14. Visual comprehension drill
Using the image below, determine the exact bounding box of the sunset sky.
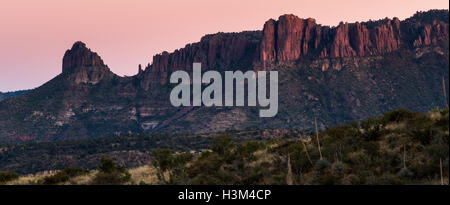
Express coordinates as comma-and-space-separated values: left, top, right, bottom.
0, 0, 448, 92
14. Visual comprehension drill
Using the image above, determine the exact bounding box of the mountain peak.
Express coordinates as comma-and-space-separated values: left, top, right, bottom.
71, 41, 87, 50
61, 41, 112, 84
62, 41, 107, 73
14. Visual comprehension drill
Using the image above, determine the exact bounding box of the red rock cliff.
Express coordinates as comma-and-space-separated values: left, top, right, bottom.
139, 32, 261, 88
138, 10, 448, 85
256, 11, 448, 70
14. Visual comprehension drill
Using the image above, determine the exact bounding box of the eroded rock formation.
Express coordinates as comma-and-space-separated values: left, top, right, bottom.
62, 41, 112, 84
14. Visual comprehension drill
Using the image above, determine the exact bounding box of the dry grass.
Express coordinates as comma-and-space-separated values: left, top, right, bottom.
5, 165, 161, 185
127, 165, 160, 185
249, 149, 274, 168
5, 174, 45, 185
63, 171, 97, 185
384, 122, 406, 130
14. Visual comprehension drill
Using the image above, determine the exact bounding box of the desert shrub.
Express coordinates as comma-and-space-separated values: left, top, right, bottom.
151, 149, 176, 174
325, 124, 360, 140
361, 141, 380, 156
91, 156, 131, 185
405, 114, 434, 145
331, 162, 347, 175
315, 159, 331, 171
42, 167, 89, 185
0, 171, 19, 183
397, 168, 414, 179
317, 174, 340, 185
187, 152, 222, 178
236, 141, 265, 161
211, 134, 235, 156
190, 173, 224, 185
360, 117, 382, 141
289, 143, 312, 174
92, 171, 130, 185
151, 149, 193, 184
381, 109, 416, 125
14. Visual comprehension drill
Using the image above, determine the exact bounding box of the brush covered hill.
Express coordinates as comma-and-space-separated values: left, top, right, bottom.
0, 10, 448, 143
1, 108, 448, 185
0, 90, 29, 102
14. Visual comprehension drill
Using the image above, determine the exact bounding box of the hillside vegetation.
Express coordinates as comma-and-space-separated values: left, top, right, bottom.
1, 108, 448, 185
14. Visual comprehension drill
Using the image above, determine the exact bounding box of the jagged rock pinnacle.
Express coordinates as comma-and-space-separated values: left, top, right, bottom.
62, 41, 107, 73
61, 41, 111, 84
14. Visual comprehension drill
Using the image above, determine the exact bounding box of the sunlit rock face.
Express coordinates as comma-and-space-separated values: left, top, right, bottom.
256, 11, 448, 70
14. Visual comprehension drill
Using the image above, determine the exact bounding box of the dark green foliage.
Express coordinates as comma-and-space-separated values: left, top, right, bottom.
2, 108, 449, 185
360, 117, 382, 141
397, 168, 414, 179
381, 109, 416, 125
99, 156, 123, 174
151, 108, 449, 185
315, 160, 331, 171
91, 156, 131, 185
42, 167, 89, 185
0, 171, 19, 183
151, 149, 193, 184
211, 134, 235, 156
0, 131, 263, 175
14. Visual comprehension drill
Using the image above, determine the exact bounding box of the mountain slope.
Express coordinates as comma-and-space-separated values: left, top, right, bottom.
0, 10, 448, 143
0, 90, 30, 102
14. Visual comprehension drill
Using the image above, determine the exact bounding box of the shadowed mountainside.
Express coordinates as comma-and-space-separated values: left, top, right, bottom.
0, 10, 448, 143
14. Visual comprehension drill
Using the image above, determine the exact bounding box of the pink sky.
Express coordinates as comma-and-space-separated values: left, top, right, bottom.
0, 0, 448, 92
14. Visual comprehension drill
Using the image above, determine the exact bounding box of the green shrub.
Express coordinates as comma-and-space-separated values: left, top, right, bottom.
0, 171, 19, 183
42, 167, 89, 185
211, 134, 235, 156
331, 162, 347, 175
315, 159, 331, 171
397, 168, 414, 179
360, 117, 382, 141
318, 174, 340, 185
91, 172, 131, 185
151, 149, 193, 184
91, 156, 131, 185
381, 109, 416, 125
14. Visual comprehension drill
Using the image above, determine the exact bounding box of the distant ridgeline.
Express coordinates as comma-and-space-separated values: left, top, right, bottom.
0, 9, 448, 143
0, 90, 30, 102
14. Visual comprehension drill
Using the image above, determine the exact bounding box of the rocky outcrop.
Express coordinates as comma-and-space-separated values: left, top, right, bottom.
62, 41, 107, 72
275, 15, 315, 61
139, 32, 261, 87
257, 11, 448, 70
136, 10, 448, 77
400, 10, 449, 48
62, 41, 112, 84
256, 15, 405, 69
412, 20, 448, 47
0, 10, 448, 144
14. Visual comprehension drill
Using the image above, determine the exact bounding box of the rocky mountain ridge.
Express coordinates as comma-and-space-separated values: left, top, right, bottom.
141, 10, 448, 85
0, 10, 448, 143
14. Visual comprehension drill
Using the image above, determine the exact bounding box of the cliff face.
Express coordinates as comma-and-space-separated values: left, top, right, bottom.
137, 10, 448, 78
256, 11, 448, 69
0, 10, 448, 143
62, 41, 113, 84
139, 32, 261, 88
412, 20, 448, 47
